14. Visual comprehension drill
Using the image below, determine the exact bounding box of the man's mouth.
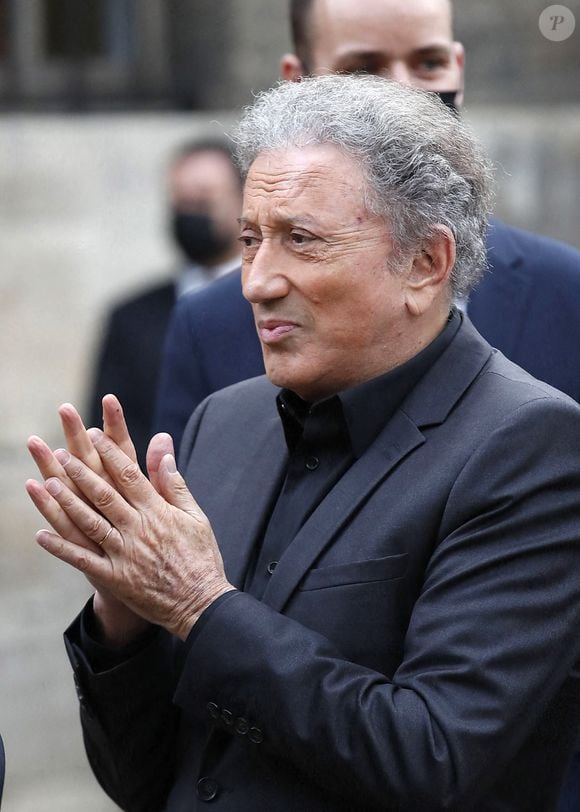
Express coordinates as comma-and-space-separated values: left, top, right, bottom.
258, 320, 298, 344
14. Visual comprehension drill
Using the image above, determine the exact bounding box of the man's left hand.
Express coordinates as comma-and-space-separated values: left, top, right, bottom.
27, 428, 234, 640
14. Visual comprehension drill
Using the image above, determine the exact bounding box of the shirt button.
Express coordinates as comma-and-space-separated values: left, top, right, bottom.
197, 777, 219, 801
221, 708, 234, 726
305, 456, 320, 471
234, 717, 249, 735
207, 701, 220, 720
266, 560, 278, 575
248, 726, 264, 744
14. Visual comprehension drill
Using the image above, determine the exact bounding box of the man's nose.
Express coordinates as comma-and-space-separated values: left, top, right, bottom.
242, 240, 290, 304
387, 62, 414, 87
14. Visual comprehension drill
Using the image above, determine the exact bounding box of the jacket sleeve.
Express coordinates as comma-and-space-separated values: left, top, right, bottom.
170, 397, 580, 810
64, 613, 183, 812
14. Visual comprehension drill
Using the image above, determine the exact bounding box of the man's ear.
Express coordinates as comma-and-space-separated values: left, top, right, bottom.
453, 41, 465, 108
280, 53, 306, 82
404, 227, 455, 316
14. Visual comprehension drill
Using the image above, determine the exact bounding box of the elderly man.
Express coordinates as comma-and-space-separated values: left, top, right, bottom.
154, 0, 580, 452
28, 76, 580, 811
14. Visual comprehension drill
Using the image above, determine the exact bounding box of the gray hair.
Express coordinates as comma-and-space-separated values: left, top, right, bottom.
232, 74, 494, 298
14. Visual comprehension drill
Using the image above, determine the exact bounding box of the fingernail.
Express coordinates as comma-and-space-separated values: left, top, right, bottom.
36, 530, 50, 547
54, 448, 71, 465
164, 454, 177, 474
87, 427, 103, 444
45, 478, 62, 496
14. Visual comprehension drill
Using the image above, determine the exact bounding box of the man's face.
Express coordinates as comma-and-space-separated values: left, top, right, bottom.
240, 145, 416, 402
169, 150, 242, 243
288, 0, 463, 95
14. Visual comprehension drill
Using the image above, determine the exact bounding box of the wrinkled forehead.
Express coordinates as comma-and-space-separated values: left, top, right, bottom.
244, 145, 365, 196
242, 145, 373, 224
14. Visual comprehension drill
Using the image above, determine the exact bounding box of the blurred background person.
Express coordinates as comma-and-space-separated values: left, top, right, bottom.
87, 139, 242, 467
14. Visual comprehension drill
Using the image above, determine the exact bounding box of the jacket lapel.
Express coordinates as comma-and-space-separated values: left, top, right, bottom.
261, 316, 493, 613
215, 414, 288, 589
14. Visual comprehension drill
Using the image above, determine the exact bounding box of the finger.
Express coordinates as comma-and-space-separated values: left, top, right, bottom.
59, 403, 104, 473
36, 528, 112, 581
27, 435, 80, 496
25, 478, 102, 554
42, 473, 125, 554
102, 395, 138, 463
158, 454, 201, 517
52, 448, 137, 532
146, 433, 175, 492
87, 428, 160, 510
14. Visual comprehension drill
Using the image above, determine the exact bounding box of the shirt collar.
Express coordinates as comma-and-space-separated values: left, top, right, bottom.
177, 256, 241, 298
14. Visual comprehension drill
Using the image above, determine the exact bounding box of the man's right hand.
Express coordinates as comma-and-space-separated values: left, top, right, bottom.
26, 395, 175, 648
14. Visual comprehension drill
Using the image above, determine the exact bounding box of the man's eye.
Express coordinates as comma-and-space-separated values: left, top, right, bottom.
239, 235, 259, 247
290, 232, 313, 245
417, 57, 447, 73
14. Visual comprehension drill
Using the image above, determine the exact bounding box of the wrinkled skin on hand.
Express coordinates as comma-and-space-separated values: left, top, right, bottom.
26, 396, 233, 644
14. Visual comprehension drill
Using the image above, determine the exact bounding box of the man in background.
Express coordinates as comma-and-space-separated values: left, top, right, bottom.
154, 0, 580, 452
88, 139, 242, 466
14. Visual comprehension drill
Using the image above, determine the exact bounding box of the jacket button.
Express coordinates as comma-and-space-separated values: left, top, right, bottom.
207, 702, 220, 720
266, 560, 278, 575
221, 708, 234, 726
305, 456, 320, 471
248, 726, 264, 744
197, 777, 219, 802
234, 717, 249, 735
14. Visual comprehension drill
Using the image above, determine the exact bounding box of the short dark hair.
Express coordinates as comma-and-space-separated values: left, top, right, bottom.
289, 0, 315, 70
171, 138, 242, 188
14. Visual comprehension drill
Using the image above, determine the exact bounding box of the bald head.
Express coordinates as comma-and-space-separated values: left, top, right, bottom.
284, 0, 463, 97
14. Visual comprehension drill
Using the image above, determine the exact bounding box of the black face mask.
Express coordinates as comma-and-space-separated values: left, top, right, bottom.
433, 90, 460, 113
171, 211, 230, 265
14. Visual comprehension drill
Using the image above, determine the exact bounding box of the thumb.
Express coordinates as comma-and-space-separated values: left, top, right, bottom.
158, 453, 200, 516
146, 433, 176, 492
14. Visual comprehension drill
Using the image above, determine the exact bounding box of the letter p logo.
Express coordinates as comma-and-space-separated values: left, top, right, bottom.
539, 5, 576, 40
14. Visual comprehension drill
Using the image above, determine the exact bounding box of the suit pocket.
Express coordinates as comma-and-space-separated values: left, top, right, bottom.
299, 553, 408, 592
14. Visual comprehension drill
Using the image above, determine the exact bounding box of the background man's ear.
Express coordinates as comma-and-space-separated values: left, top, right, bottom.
453, 42, 466, 107
280, 53, 306, 82
404, 227, 456, 316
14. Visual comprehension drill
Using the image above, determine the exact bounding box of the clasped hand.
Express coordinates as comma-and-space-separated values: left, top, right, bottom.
26, 396, 233, 643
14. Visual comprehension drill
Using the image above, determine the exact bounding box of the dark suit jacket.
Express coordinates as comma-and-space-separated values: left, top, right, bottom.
88, 280, 176, 469
66, 318, 580, 811
153, 220, 580, 452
